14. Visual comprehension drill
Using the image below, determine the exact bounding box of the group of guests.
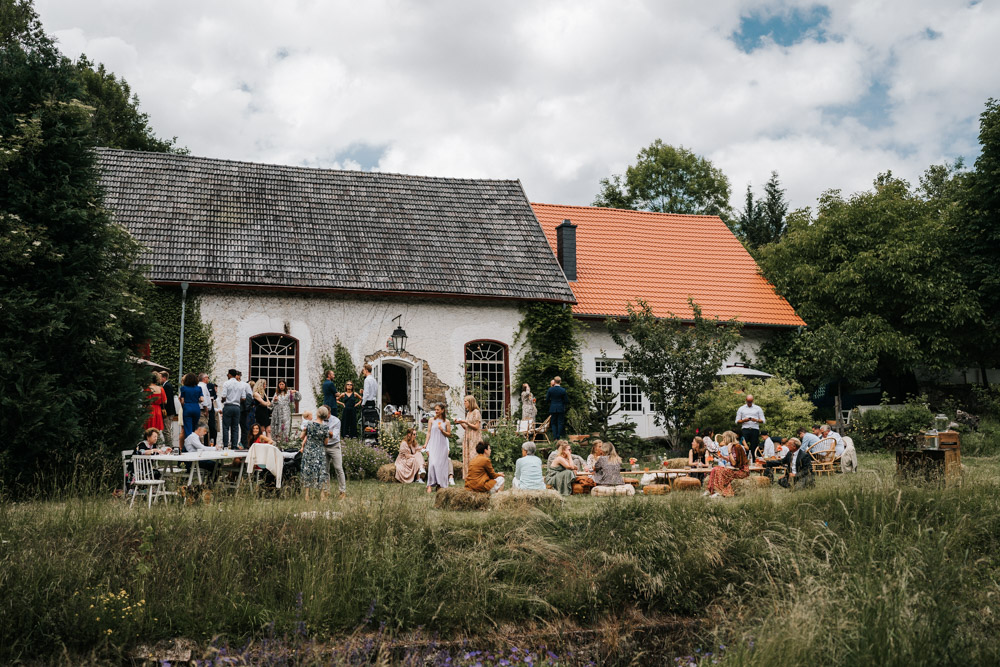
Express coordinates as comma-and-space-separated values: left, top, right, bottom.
320, 365, 379, 439
518, 377, 570, 440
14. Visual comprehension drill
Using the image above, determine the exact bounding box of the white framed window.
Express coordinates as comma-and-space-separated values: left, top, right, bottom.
249, 334, 298, 398
464, 340, 508, 421
619, 378, 643, 413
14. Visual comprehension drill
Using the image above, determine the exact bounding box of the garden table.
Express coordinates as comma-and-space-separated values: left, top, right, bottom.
139, 450, 296, 486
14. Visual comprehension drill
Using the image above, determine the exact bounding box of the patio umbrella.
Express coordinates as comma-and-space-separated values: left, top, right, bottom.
717, 364, 773, 378
132, 357, 169, 372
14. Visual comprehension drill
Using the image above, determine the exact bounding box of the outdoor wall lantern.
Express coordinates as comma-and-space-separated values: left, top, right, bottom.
390, 314, 408, 354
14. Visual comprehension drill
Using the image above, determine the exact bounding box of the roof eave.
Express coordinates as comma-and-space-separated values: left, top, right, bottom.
571, 312, 804, 329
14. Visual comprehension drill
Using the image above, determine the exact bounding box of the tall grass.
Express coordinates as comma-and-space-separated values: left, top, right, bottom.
1, 454, 999, 664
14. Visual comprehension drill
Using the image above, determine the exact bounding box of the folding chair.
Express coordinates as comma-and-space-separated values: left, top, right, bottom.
130, 457, 168, 508
531, 416, 551, 443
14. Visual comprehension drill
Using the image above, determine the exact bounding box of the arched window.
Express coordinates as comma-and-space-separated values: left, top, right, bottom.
464, 340, 508, 421
249, 334, 299, 397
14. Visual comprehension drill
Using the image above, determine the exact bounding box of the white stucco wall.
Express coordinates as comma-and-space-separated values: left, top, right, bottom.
197, 289, 526, 421
574, 320, 780, 438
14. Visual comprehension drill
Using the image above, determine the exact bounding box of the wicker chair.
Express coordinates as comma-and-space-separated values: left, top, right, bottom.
809, 438, 837, 476
530, 416, 551, 443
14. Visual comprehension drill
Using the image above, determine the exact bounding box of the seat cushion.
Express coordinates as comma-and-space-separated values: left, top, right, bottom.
672, 476, 702, 491
643, 484, 670, 495
592, 484, 636, 497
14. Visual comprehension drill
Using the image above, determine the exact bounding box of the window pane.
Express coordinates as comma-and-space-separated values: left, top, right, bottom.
464, 341, 507, 421
250, 334, 298, 398
619, 378, 642, 413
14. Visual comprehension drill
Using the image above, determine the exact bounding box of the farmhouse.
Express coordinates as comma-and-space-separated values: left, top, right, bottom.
533, 203, 805, 438
96, 148, 575, 421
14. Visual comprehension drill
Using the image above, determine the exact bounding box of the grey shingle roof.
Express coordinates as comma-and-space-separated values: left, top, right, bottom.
95, 148, 574, 303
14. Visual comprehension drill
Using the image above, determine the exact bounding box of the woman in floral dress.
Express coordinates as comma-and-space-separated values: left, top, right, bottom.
270, 380, 301, 441
299, 405, 331, 500
455, 395, 482, 481
706, 438, 749, 497
520, 383, 536, 424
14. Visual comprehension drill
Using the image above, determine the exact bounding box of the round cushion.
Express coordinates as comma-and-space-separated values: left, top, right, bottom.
643, 484, 670, 495
672, 476, 702, 491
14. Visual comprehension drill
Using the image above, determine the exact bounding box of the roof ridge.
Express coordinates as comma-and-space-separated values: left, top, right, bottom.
94, 147, 523, 186
530, 201, 722, 219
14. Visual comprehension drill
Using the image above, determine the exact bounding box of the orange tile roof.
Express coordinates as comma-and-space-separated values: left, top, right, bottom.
532, 203, 805, 327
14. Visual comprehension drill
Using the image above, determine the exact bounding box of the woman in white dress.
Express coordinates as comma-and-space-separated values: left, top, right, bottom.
424, 403, 452, 493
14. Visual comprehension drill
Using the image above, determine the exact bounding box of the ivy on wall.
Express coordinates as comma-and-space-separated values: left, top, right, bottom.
145, 285, 215, 379
513, 302, 590, 421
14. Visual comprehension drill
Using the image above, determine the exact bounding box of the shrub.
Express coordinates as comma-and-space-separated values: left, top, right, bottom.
340, 438, 392, 480
377, 418, 412, 460
692, 376, 815, 438
482, 418, 524, 472
848, 395, 934, 450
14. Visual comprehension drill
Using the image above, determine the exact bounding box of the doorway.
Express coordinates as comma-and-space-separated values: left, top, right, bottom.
381, 363, 409, 411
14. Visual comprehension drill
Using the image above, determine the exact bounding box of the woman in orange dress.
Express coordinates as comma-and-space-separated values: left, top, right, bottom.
706, 437, 749, 497
455, 395, 482, 481
143, 372, 165, 431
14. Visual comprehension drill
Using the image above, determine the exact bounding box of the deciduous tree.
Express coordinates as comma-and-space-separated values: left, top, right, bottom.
607, 299, 742, 445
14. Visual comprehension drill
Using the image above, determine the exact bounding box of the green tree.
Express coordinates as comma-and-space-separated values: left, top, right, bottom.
692, 376, 815, 438
756, 173, 980, 398
956, 99, 1000, 380
607, 299, 742, 445
734, 171, 788, 250
0, 0, 152, 492
594, 140, 734, 221
72, 55, 186, 153
735, 183, 764, 245
145, 286, 214, 379
513, 303, 589, 419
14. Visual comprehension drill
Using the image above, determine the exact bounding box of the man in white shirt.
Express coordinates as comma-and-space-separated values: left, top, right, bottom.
820, 424, 846, 457
323, 409, 347, 499
219, 369, 244, 449
362, 363, 378, 407
735, 394, 766, 454
761, 431, 776, 458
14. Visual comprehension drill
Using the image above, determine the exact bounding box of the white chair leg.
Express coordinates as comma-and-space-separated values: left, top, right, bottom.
147, 486, 153, 509
129, 487, 137, 508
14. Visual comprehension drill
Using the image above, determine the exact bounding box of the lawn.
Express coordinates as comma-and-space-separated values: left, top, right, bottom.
2, 452, 1000, 665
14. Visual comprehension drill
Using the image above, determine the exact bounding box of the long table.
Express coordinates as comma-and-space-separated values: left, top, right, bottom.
575, 465, 783, 484
138, 450, 297, 486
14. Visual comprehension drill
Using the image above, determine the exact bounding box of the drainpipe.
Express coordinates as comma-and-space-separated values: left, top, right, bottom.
178, 282, 189, 377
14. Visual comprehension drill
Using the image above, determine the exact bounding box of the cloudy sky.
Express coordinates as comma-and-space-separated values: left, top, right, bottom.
35, 0, 1000, 212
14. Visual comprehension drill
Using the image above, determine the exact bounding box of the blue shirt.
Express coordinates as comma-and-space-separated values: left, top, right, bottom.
514, 455, 545, 490
801, 432, 820, 451
179, 385, 203, 412
322, 379, 339, 416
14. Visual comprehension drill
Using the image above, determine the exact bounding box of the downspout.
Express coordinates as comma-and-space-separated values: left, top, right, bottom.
178, 282, 189, 377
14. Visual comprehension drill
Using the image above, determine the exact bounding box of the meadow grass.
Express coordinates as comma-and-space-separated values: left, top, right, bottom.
2, 453, 999, 665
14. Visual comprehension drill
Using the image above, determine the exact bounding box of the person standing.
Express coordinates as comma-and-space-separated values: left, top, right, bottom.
546, 376, 569, 439
339, 380, 361, 438
735, 393, 765, 456
361, 363, 378, 410
424, 403, 452, 493
271, 380, 301, 441
143, 372, 165, 432
520, 383, 536, 425
220, 369, 244, 449
204, 374, 219, 447
324, 405, 346, 499
321, 369, 339, 419
160, 371, 177, 449
253, 378, 273, 437
299, 408, 331, 501
238, 373, 253, 446
178, 373, 203, 437
455, 395, 482, 481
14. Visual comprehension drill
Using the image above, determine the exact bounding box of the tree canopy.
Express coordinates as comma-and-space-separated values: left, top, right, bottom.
607, 299, 742, 444
594, 140, 734, 221
734, 171, 788, 251
0, 0, 153, 492
756, 172, 980, 397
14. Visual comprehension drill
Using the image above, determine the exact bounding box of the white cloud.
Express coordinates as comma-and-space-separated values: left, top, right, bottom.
36, 0, 1000, 211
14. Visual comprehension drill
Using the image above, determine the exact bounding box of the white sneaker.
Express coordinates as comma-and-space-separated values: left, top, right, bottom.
448, 477, 455, 486
710, 493, 722, 498
701, 491, 710, 497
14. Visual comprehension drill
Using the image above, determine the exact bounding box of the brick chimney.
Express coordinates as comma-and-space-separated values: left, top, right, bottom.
556, 218, 578, 281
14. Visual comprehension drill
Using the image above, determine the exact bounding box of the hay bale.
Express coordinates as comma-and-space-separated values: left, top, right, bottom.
491, 489, 563, 512
450, 459, 463, 479
665, 457, 689, 469
643, 484, 670, 495
592, 484, 635, 497
625, 477, 641, 487
672, 476, 702, 491
376, 463, 398, 483
433, 487, 490, 511
733, 475, 771, 496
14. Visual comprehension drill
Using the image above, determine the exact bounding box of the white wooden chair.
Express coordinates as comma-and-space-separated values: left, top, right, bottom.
121, 450, 133, 494
130, 456, 167, 508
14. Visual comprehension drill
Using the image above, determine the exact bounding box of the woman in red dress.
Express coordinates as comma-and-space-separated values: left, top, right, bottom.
706, 438, 749, 497
143, 372, 166, 431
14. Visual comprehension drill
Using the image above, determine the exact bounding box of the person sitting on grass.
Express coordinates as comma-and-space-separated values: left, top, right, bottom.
514, 441, 545, 490
465, 441, 504, 494
704, 436, 749, 498
762, 437, 814, 488
545, 440, 578, 496
395, 428, 425, 484
591, 441, 625, 487
585, 440, 604, 471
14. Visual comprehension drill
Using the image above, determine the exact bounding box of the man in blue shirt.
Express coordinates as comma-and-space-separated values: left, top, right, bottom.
322, 370, 339, 418
799, 425, 821, 453
546, 376, 569, 439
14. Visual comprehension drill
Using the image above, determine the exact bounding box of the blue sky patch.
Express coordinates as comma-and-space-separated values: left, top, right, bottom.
732, 5, 831, 52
